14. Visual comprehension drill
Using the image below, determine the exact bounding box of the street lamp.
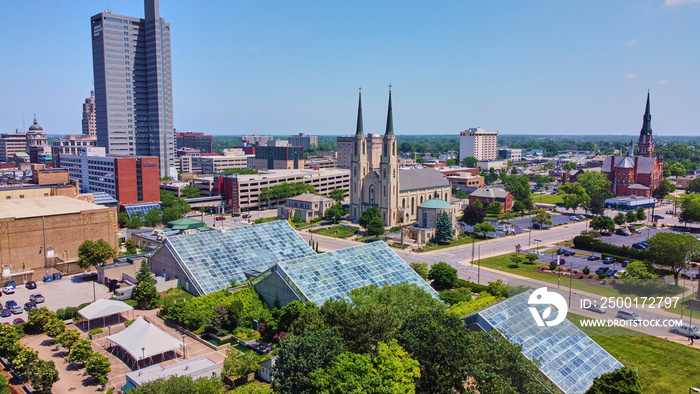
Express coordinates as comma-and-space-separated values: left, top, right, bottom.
534, 239, 542, 255
142, 347, 145, 368
182, 334, 186, 359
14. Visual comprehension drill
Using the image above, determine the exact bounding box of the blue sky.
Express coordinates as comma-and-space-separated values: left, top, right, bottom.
1, 0, 698, 136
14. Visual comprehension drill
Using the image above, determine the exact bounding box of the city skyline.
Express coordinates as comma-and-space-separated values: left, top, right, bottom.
1, 1, 699, 136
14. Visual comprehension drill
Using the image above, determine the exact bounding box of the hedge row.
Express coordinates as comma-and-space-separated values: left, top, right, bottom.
573, 235, 648, 260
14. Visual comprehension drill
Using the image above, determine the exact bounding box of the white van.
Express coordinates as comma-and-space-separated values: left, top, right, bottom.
671, 324, 700, 339
114, 285, 135, 300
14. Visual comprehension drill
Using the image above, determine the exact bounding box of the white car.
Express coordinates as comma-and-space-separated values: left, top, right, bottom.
2, 286, 15, 294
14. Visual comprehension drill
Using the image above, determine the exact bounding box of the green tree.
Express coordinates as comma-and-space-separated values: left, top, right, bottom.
503, 174, 531, 202
563, 162, 577, 171
409, 262, 430, 280
474, 222, 496, 238
133, 261, 160, 309
680, 193, 700, 225
125, 238, 138, 255
324, 203, 344, 223
428, 262, 457, 289
0, 375, 9, 394
117, 211, 131, 228
687, 178, 700, 194
66, 338, 94, 365
439, 289, 472, 305
512, 200, 526, 215
328, 188, 346, 204
291, 211, 303, 224
667, 162, 686, 177
222, 346, 261, 378
585, 366, 642, 394
160, 191, 191, 217
635, 206, 647, 222
509, 254, 522, 268
590, 215, 615, 233
86, 353, 111, 385
272, 328, 346, 394
162, 206, 182, 223
647, 232, 700, 285
55, 329, 81, 351
487, 201, 503, 215
319, 299, 399, 354
12, 344, 38, 378
461, 156, 478, 167
577, 172, 612, 214
132, 376, 226, 394
181, 184, 201, 198
625, 210, 637, 224
347, 282, 446, 326
532, 209, 553, 227
358, 206, 385, 236
144, 208, 163, 227
0, 325, 20, 358
625, 261, 657, 279
434, 211, 454, 243
26, 307, 57, 334
614, 212, 627, 227
653, 178, 676, 199
310, 340, 420, 394
44, 317, 66, 339
77, 239, 117, 270
129, 212, 145, 228
461, 204, 486, 226
30, 359, 59, 394
524, 254, 539, 265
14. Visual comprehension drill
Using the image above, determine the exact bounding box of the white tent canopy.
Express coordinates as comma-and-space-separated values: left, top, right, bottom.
79, 298, 134, 321
107, 317, 185, 368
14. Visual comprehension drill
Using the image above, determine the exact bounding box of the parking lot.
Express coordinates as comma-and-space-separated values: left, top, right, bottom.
0, 273, 111, 325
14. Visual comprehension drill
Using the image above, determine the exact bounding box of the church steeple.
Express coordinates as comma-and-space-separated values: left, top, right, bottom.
640, 90, 652, 136
637, 91, 654, 157
384, 84, 394, 136
355, 87, 364, 136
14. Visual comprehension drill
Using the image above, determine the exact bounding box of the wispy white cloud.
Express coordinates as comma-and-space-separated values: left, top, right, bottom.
625, 73, 639, 79
658, 79, 668, 85
664, 0, 700, 6
625, 37, 639, 46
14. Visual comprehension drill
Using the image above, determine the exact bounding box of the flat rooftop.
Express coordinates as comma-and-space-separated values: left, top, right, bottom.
0, 196, 112, 220
126, 356, 219, 386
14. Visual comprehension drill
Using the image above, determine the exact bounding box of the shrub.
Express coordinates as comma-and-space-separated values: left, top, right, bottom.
549, 261, 558, 271
88, 328, 103, 336
573, 235, 647, 260
597, 272, 606, 279
579, 275, 584, 279
582, 266, 591, 275
449, 294, 504, 317
124, 319, 135, 327
439, 290, 472, 306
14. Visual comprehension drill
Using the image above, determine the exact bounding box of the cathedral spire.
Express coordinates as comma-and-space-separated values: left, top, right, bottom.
385, 84, 394, 136
355, 87, 364, 136
640, 90, 652, 136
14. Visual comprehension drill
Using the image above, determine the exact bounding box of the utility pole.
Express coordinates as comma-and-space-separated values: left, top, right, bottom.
477, 244, 481, 284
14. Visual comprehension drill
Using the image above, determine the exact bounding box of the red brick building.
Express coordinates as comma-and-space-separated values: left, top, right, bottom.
602, 93, 663, 197
468, 187, 513, 213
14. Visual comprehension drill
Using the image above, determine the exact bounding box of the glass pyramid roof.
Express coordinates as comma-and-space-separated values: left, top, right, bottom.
472, 290, 622, 394
165, 220, 315, 295
270, 241, 439, 305
125, 203, 161, 219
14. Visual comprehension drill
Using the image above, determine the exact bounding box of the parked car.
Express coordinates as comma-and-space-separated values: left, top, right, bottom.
2, 286, 15, 295
602, 257, 616, 264
652, 214, 665, 220
52, 272, 62, 281
570, 216, 582, 222
617, 310, 641, 320
605, 270, 617, 277
621, 260, 632, 268
533, 222, 550, 230
242, 214, 251, 219
615, 229, 630, 236
587, 255, 601, 261
29, 294, 45, 303
25, 281, 37, 290
558, 258, 566, 265
215, 216, 226, 221
632, 243, 647, 250
0, 309, 10, 318
586, 304, 606, 314
42, 275, 53, 282
10, 305, 22, 315
639, 241, 649, 248
23, 302, 36, 311
595, 267, 609, 275
231, 213, 241, 217
671, 324, 700, 339
4, 300, 17, 309
12, 318, 25, 325
666, 209, 674, 214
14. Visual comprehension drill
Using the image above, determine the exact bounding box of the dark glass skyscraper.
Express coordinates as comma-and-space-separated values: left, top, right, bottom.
90, 0, 175, 176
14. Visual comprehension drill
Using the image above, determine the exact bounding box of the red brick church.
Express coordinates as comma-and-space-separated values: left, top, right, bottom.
601, 93, 663, 197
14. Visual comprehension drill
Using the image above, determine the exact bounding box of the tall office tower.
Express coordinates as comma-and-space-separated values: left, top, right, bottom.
90, 0, 175, 177
81, 90, 97, 136
459, 127, 498, 161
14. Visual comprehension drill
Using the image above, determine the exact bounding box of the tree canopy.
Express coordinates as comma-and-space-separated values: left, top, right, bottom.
358, 206, 385, 236
428, 262, 457, 290
434, 211, 454, 243
461, 156, 478, 168
647, 232, 700, 285
328, 188, 346, 203
77, 239, 117, 270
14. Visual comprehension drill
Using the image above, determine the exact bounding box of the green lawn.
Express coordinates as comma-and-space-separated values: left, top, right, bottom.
663, 293, 696, 316
421, 234, 482, 252
315, 225, 358, 238
253, 216, 280, 224
569, 312, 700, 392
534, 194, 563, 204
477, 253, 667, 298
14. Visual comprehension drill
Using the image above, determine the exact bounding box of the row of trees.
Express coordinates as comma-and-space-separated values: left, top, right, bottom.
259, 183, 317, 208
116, 191, 191, 229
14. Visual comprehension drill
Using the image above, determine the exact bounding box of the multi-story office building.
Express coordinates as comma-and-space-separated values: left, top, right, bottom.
337, 133, 383, 169
82, 90, 97, 136
266, 139, 289, 147
57, 147, 160, 206
51, 134, 98, 167
253, 146, 304, 170
194, 155, 253, 174
91, 0, 175, 177
459, 127, 498, 160
176, 132, 213, 154
236, 135, 273, 147
0, 133, 27, 163
216, 169, 350, 212
498, 148, 523, 162
288, 133, 318, 150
